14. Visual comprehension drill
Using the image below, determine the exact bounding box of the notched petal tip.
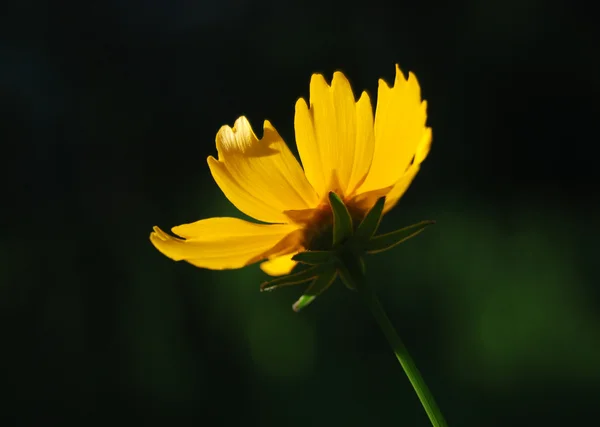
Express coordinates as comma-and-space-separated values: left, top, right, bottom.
262, 119, 276, 133
377, 77, 391, 91
407, 70, 417, 82
310, 72, 330, 87
209, 111, 319, 222
394, 63, 407, 80
149, 226, 185, 261
391, 65, 422, 96
215, 116, 258, 156
150, 219, 301, 271
151, 225, 181, 242
150, 225, 167, 240
215, 116, 290, 159
232, 116, 250, 130
393, 65, 419, 86
357, 63, 429, 196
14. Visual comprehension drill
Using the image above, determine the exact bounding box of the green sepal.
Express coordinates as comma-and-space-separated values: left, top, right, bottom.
328, 191, 353, 247
355, 196, 385, 240
366, 220, 436, 254
336, 251, 366, 291
260, 265, 322, 292
292, 267, 337, 312
292, 250, 335, 265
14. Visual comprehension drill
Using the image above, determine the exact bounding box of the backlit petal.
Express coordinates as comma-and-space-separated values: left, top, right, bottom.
150, 218, 300, 270
382, 165, 420, 213
260, 252, 299, 276
208, 117, 319, 224
382, 127, 432, 212
358, 65, 430, 194
415, 126, 432, 165
295, 72, 373, 198
294, 98, 326, 197
348, 91, 375, 194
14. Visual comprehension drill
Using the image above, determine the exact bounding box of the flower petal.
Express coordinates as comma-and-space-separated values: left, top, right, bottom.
383, 126, 432, 212
294, 98, 326, 197
348, 91, 375, 194
382, 165, 420, 213
260, 252, 299, 276
358, 65, 430, 194
150, 218, 300, 270
208, 117, 319, 224
295, 72, 373, 198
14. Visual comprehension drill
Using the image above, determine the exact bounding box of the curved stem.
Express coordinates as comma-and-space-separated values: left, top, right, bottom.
360, 288, 448, 427
339, 257, 448, 427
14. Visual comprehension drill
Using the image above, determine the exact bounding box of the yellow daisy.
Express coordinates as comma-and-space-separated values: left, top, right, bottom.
150, 65, 431, 278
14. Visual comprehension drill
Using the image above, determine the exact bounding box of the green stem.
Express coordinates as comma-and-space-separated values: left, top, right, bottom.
340, 256, 448, 427
361, 289, 448, 427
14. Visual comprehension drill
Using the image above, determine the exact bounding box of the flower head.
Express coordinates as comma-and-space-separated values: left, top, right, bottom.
151, 65, 431, 290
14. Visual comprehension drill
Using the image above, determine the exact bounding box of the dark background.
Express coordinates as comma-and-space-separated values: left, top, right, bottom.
1, 0, 599, 425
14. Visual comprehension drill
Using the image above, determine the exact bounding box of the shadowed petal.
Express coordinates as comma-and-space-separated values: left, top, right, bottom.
208, 117, 319, 224
150, 218, 300, 270
383, 126, 432, 212
382, 165, 420, 213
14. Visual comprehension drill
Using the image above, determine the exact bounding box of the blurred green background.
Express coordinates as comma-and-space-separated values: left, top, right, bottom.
1, 0, 599, 425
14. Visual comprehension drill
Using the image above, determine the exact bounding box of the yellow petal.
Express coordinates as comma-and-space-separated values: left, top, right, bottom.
383, 125, 432, 213
260, 252, 299, 276
150, 218, 300, 270
358, 65, 430, 194
294, 98, 326, 197
382, 165, 420, 214
347, 185, 393, 214
208, 117, 319, 224
351, 129, 430, 214
349, 91, 375, 194
415, 126, 432, 165
295, 72, 373, 198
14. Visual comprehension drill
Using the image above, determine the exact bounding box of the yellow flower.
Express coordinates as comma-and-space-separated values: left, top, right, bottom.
150, 65, 431, 277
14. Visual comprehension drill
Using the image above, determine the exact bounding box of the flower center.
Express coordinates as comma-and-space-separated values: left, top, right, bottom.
301, 200, 366, 251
